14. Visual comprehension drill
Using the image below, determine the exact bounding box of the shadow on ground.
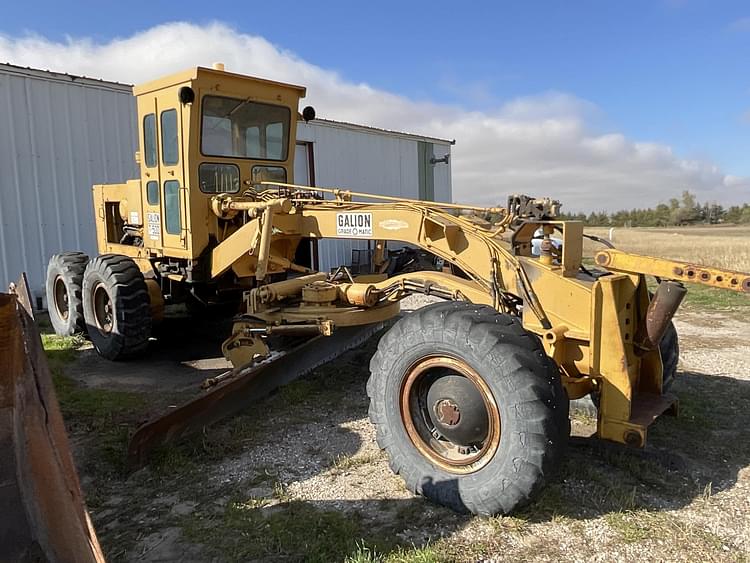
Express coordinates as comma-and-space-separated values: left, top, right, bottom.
69, 314, 233, 394
529, 370, 750, 522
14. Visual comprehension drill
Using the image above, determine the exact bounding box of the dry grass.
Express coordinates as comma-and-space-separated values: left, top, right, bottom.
584, 224, 750, 272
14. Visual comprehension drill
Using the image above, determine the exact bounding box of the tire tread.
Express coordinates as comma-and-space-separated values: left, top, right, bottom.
82, 254, 152, 360
46, 252, 89, 335
367, 301, 569, 516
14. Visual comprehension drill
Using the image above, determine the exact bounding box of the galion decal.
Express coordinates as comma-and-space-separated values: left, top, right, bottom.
336, 212, 373, 237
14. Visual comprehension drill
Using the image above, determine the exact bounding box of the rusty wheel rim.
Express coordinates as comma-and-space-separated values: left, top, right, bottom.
400, 355, 501, 474
53, 276, 69, 321
93, 283, 113, 334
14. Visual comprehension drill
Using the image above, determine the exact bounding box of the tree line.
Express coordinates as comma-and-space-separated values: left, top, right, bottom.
557, 190, 750, 227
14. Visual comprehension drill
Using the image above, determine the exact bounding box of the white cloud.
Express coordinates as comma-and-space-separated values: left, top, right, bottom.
728, 17, 750, 33
1, 21, 746, 211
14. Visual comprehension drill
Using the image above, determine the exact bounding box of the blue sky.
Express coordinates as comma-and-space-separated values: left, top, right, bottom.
1, 1, 748, 208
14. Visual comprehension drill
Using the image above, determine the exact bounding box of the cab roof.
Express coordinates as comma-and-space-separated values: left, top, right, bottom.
133, 66, 307, 97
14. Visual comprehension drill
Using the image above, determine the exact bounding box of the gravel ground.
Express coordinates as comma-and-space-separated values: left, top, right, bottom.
58, 300, 750, 562
673, 311, 750, 381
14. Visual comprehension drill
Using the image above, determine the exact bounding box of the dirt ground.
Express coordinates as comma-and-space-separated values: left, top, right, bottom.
50, 298, 750, 562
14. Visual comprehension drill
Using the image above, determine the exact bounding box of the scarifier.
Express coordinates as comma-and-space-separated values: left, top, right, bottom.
42, 64, 750, 515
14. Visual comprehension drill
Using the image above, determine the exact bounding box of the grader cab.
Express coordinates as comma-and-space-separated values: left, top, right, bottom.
41, 64, 750, 516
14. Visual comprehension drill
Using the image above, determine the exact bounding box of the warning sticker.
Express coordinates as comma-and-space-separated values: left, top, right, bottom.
147, 212, 161, 241
336, 212, 373, 237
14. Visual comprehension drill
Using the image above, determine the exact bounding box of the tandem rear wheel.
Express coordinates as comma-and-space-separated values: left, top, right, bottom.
82, 254, 152, 360
367, 301, 569, 516
46, 252, 89, 336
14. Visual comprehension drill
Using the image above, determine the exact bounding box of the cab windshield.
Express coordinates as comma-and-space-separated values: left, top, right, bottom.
201, 95, 290, 161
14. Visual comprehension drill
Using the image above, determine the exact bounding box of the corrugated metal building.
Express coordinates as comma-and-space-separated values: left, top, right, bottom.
0, 65, 138, 302
0, 63, 453, 303
296, 120, 452, 273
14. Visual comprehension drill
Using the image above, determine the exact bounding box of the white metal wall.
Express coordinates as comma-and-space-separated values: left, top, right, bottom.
0, 66, 452, 300
0, 65, 138, 301
297, 121, 452, 272
431, 143, 452, 203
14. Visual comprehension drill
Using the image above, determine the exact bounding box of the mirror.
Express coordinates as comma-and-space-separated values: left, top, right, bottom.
178, 86, 195, 105
302, 106, 316, 122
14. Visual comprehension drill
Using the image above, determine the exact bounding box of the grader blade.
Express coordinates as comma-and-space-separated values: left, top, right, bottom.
0, 289, 105, 563
8, 271, 34, 317
127, 322, 384, 467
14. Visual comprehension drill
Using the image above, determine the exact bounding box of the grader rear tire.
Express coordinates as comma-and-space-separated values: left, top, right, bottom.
660, 321, 679, 391
367, 301, 569, 515
82, 255, 152, 360
46, 252, 89, 336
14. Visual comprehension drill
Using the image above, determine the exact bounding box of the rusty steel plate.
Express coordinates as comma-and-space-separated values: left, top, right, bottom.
0, 291, 105, 562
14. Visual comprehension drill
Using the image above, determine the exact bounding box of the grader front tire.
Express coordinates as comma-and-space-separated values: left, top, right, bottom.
82, 255, 152, 360
660, 322, 679, 391
367, 301, 569, 516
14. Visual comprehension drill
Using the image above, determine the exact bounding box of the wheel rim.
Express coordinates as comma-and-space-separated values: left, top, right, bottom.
400, 355, 501, 474
53, 276, 69, 321
93, 283, 114, 334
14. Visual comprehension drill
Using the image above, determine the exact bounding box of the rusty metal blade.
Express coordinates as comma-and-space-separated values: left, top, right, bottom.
0, 291, 105, 562
127, 322, 384, 468
8, 271, 34, 318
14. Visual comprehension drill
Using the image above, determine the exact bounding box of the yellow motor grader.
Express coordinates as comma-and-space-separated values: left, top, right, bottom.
41, 64, 750, 516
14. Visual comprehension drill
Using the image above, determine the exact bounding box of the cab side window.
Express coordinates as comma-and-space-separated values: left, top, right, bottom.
161, 109, 179, 166
146, 180, 159, 205
143, 114, 157, 167
164, 180, 181, 234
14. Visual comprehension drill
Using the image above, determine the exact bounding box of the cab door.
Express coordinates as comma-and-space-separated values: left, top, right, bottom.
139, 98, 162, 250
155, 92, 187, 252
